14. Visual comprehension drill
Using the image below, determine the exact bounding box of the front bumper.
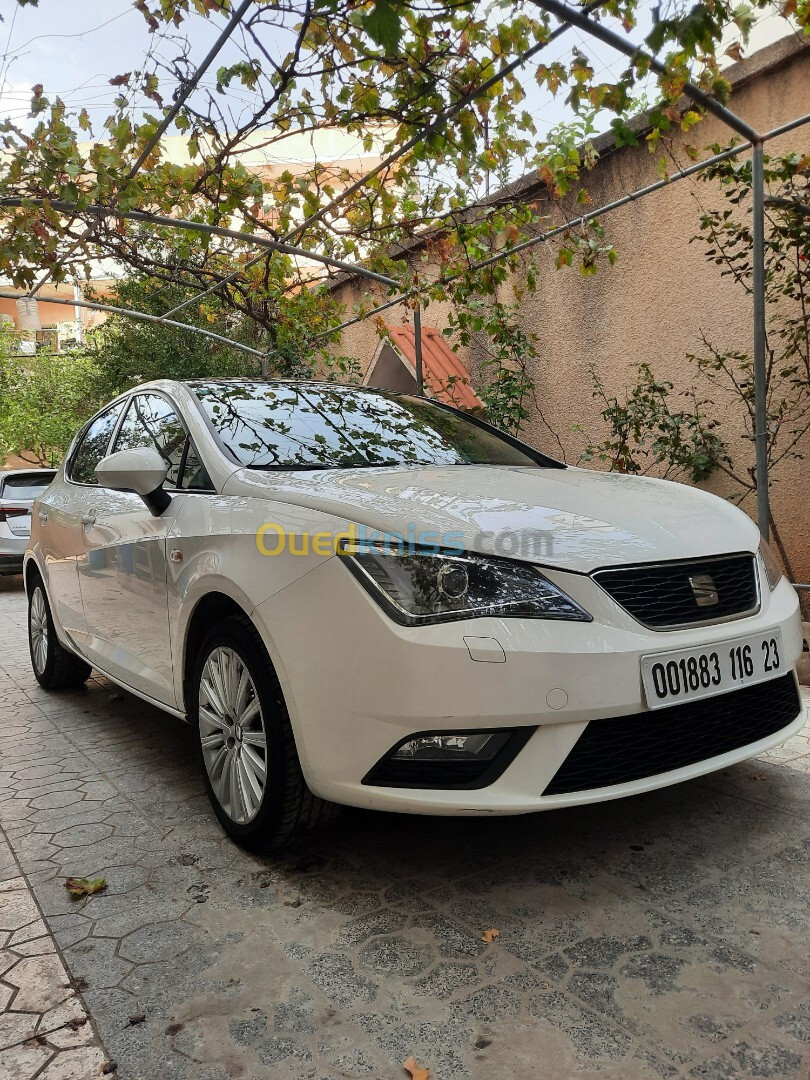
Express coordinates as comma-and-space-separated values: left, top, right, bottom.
255, 557, 804, 815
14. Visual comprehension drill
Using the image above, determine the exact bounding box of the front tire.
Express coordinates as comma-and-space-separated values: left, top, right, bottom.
28, 579, 91, 689
192, 615, 337, 851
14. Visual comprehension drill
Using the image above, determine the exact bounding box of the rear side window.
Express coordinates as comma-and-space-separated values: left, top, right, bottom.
113, 394, 187, 487
69, 402, 125, 485
1, 474, 55, 500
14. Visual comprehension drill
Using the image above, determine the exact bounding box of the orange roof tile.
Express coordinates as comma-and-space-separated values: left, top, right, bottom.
385, 324, 484, 412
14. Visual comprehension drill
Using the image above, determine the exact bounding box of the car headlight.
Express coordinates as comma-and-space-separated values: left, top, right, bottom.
338, 541, 592, 625
759, 538, 783, 591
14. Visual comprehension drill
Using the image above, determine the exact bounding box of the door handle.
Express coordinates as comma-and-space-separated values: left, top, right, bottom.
38, 511, 48, 524
81, 512, 96, 527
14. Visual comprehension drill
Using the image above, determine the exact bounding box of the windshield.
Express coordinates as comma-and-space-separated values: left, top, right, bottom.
192, 383, 550, 470
1, 474, 55, 500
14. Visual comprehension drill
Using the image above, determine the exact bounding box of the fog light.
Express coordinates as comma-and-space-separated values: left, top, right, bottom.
392, 732, 508, 761
363, 728, 536, 789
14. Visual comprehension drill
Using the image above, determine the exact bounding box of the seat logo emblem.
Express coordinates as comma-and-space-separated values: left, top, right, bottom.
689, 573, 719, 607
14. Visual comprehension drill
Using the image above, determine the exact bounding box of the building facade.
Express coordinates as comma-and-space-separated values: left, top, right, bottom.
326, 36, 810, 586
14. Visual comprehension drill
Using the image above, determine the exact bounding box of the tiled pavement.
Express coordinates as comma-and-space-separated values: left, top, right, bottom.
0, 576, 809, 1080
0, 828, 109, 1079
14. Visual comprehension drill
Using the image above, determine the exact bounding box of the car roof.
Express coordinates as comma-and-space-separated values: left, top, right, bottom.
183, 378, 387, 393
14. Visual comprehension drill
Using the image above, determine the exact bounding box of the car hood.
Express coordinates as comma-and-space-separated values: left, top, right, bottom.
222, 464, 758, 573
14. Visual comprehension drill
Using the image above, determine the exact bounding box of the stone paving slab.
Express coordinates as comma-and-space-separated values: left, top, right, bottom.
0, 827, 110, 1079
0, 576, 809, 1079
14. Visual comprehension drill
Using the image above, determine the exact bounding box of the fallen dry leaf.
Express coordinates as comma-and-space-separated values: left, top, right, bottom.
403, 1056, 430, 1080
481, 928, 501, 944
64, 876, 107, 899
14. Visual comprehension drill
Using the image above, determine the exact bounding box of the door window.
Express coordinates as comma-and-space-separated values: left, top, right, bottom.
113, 394, 187, 487
69, 402, 126, 485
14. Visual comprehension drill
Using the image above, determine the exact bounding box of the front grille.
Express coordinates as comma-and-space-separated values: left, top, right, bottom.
592, 554, 758, 629
543, 673, 801, 796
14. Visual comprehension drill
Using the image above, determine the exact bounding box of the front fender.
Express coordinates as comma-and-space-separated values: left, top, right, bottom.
167, 492, 351, 718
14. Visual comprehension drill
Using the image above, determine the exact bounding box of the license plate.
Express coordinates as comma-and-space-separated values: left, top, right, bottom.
641, 629, 784, 710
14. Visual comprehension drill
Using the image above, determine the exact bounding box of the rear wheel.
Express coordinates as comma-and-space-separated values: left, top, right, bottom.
28, 579, 91, 689
192, 615, 337, 850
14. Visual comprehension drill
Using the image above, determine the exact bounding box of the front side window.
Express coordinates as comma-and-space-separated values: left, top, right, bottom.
192, 382, 550, 470
113, 394, 187, 487
69, 402, 125, 485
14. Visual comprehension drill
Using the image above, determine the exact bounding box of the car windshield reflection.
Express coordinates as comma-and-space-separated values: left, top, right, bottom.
190, 381, 542, 470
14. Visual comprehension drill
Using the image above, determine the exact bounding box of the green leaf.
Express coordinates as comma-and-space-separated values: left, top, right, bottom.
360, 0, 401, 55
64, 876, 107, 899
610, 119, 639, 148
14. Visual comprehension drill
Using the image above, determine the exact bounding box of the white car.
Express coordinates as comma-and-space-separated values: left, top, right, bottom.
24, 380, 804, 849
0, 468, 57, 575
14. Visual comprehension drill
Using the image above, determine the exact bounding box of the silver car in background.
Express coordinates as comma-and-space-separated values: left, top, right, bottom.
0, 469, 57, 575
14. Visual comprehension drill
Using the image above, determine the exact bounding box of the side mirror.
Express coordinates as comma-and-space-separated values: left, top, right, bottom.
95, 447, 172, 516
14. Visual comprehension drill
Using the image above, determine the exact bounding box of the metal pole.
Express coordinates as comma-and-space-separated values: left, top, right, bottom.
530, 0, 760, 141
73, 282, 84, 344
127, 0, 254, 179
311, 290, 416, 342
310, 112, 810, 344
310, 141, 765, 344
157, 0, 611, 321
0, 198, 401, 290
763, 113, 810, 141
26, 0, 254, 299
413, 305, 424, 396
0, 289, 267, 360
752, 140, 770, 540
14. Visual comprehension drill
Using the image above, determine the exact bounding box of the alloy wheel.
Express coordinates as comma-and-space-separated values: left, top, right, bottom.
198, 646, 268, 824
29, 587, 49, 674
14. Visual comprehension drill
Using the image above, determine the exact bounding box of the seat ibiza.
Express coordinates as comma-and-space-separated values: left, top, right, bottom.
24, 380, 804, 849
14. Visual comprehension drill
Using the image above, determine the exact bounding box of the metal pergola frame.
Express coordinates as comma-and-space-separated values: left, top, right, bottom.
4, 0, 809, 541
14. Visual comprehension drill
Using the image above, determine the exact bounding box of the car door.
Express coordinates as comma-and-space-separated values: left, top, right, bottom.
36, 402, 126, 641
75, 392, 187, 707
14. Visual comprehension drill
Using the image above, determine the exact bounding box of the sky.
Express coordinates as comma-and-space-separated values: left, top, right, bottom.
0, 1, 666, 139
0, 1, 794, 158
0, 0, 256, 129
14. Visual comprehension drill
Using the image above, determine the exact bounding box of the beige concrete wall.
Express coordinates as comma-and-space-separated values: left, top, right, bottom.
328, 40, 810, 584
